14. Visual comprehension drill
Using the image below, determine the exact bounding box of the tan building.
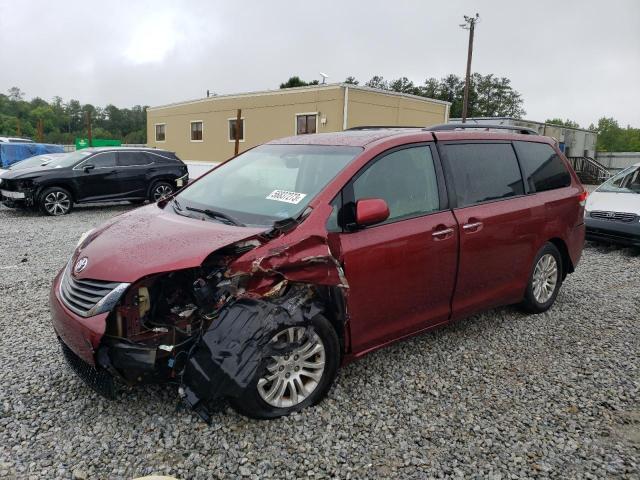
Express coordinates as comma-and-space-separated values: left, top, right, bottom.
146, 84, 450, 162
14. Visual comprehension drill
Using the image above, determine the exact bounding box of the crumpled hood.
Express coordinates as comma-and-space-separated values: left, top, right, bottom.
587, 191, 640, 215
74, 204, 266, 282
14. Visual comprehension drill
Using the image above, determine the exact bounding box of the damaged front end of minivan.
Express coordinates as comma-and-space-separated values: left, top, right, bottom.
57, 226, 348, 421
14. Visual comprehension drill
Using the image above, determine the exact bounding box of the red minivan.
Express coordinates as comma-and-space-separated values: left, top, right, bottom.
50, 125, 585, 420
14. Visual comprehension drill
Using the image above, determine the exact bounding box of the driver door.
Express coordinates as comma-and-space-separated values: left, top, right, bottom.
74, 152, 119, 201
335, 144, 458, 355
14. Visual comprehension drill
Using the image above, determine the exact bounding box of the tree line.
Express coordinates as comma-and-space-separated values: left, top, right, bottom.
0, 87, 147, 144
282, 75, 640, 152
281, 73, 526, 118
2, 80, 637, 152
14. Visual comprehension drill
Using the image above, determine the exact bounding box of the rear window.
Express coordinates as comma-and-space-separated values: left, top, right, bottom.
514, 141, 571, 192
443, 143, 524, 208
150, 152, 180, 164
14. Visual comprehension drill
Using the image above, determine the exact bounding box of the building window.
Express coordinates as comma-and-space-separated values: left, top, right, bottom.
296, 113, 317, 135
155, 124, 166, 142
228, 118, 245, 142
190, 121, 203, 141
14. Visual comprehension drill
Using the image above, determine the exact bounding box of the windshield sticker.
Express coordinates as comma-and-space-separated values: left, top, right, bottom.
266, 189, 307, 204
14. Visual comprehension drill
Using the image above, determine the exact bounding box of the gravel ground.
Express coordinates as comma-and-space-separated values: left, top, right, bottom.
0, 203, 638, 479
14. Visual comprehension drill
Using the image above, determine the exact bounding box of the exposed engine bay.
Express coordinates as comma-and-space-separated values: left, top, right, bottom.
97, 244, 252, 384
90, 236, 348, 421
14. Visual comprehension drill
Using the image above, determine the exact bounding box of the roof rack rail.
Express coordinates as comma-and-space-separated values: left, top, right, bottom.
346, 126, 424, 131
427, 123, 539, 135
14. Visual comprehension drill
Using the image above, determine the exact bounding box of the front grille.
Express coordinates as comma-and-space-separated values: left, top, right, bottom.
590, 211, 637, 223
59, 339, 116, 399
60, 268, 121, 317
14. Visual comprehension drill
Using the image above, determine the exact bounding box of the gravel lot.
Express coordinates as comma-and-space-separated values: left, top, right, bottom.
0, 203, 638, 479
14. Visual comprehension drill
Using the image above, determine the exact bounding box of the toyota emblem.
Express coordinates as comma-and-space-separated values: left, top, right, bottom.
74, 257, 89, 274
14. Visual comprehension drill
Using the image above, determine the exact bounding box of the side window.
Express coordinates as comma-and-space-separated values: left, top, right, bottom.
443, 143, 524, 207
155, 124, 165, 142
119, 151, 151, 167
352, 146, 440, 223
296, 114, 317, 135
191, 121, 203, 141
513, 141, 571, 192
89, 152, 117, 168
228, 118, 244, 142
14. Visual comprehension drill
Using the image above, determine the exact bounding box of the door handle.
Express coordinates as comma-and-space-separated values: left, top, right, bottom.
462, 222, 483, 231
432, 227, 454, 238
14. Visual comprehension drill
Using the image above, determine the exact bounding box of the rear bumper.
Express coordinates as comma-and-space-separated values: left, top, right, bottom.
567, 222, 586, 270
585, 217, 640, 247
49, 269, 108, 366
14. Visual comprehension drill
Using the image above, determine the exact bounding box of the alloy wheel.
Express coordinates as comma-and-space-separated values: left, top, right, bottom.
44, 191, 71, 215
257, 327, 326, 408
153, 184, 173, 201
532, 253, 558, 304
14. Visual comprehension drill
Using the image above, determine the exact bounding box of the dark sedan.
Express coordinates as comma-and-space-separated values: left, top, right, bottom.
0, 148, 188, 215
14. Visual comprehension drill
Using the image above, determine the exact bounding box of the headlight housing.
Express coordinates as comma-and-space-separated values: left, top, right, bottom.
16, 179, 35, 190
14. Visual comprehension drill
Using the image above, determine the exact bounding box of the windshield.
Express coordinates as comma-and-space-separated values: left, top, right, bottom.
44, 150, 94, 168
176, 144, 362, 226
597, 165, 640, 194
9, 154, 61, 169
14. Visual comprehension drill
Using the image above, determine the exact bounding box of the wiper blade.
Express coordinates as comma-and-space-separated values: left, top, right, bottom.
185, 206, 245, 226
270, 207, 313, 233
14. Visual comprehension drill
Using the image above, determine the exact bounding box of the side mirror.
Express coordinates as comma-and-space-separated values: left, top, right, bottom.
83, 164, 95, 173
355, 198, 390, 227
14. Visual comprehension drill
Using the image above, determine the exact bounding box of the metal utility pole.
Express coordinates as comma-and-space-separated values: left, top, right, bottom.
460, 13, 479, 123
37, 119, 44, 142
234, 109, 242, 156
86, 111, 93, 147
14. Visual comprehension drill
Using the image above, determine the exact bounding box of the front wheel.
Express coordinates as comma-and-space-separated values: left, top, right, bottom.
39, 187, 73, 216
230, 314, 340, 419
519, 242, 563, 313
149, 181, 174, 202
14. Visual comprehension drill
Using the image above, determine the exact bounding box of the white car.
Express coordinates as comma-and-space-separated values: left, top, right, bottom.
585, 162, 640, 247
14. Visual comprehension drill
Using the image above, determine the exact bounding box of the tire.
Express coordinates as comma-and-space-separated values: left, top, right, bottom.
230, 314, 340, 419
39, 187, 73, 216
519, 242, 563, 313
149, 181, 174, 202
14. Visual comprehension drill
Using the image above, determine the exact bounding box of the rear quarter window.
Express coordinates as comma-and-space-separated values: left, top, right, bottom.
151, 152, 180, 164
443, 143, 524, 208
513, 141, 571, 193
119, 151, 152, 166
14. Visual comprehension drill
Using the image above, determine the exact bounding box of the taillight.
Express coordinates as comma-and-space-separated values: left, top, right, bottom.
578, 191, 588, 207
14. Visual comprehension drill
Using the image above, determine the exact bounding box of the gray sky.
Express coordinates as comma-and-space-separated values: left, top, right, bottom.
1, 0, 639, 127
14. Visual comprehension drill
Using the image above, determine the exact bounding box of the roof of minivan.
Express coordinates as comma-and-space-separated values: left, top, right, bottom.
268, 128, 555, 147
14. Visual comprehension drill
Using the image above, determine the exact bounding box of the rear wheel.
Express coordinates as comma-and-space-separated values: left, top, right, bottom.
230, 314, 340, 419
39, 187, 73, 216
520, 242, 563, 313
149, 181, 174, 202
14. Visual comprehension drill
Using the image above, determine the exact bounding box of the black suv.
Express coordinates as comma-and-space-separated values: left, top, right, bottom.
0, 148, 188, 215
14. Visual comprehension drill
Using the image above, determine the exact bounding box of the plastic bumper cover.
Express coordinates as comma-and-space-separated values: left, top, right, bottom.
49, 269, 109, 366
585, 217, 640, 247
